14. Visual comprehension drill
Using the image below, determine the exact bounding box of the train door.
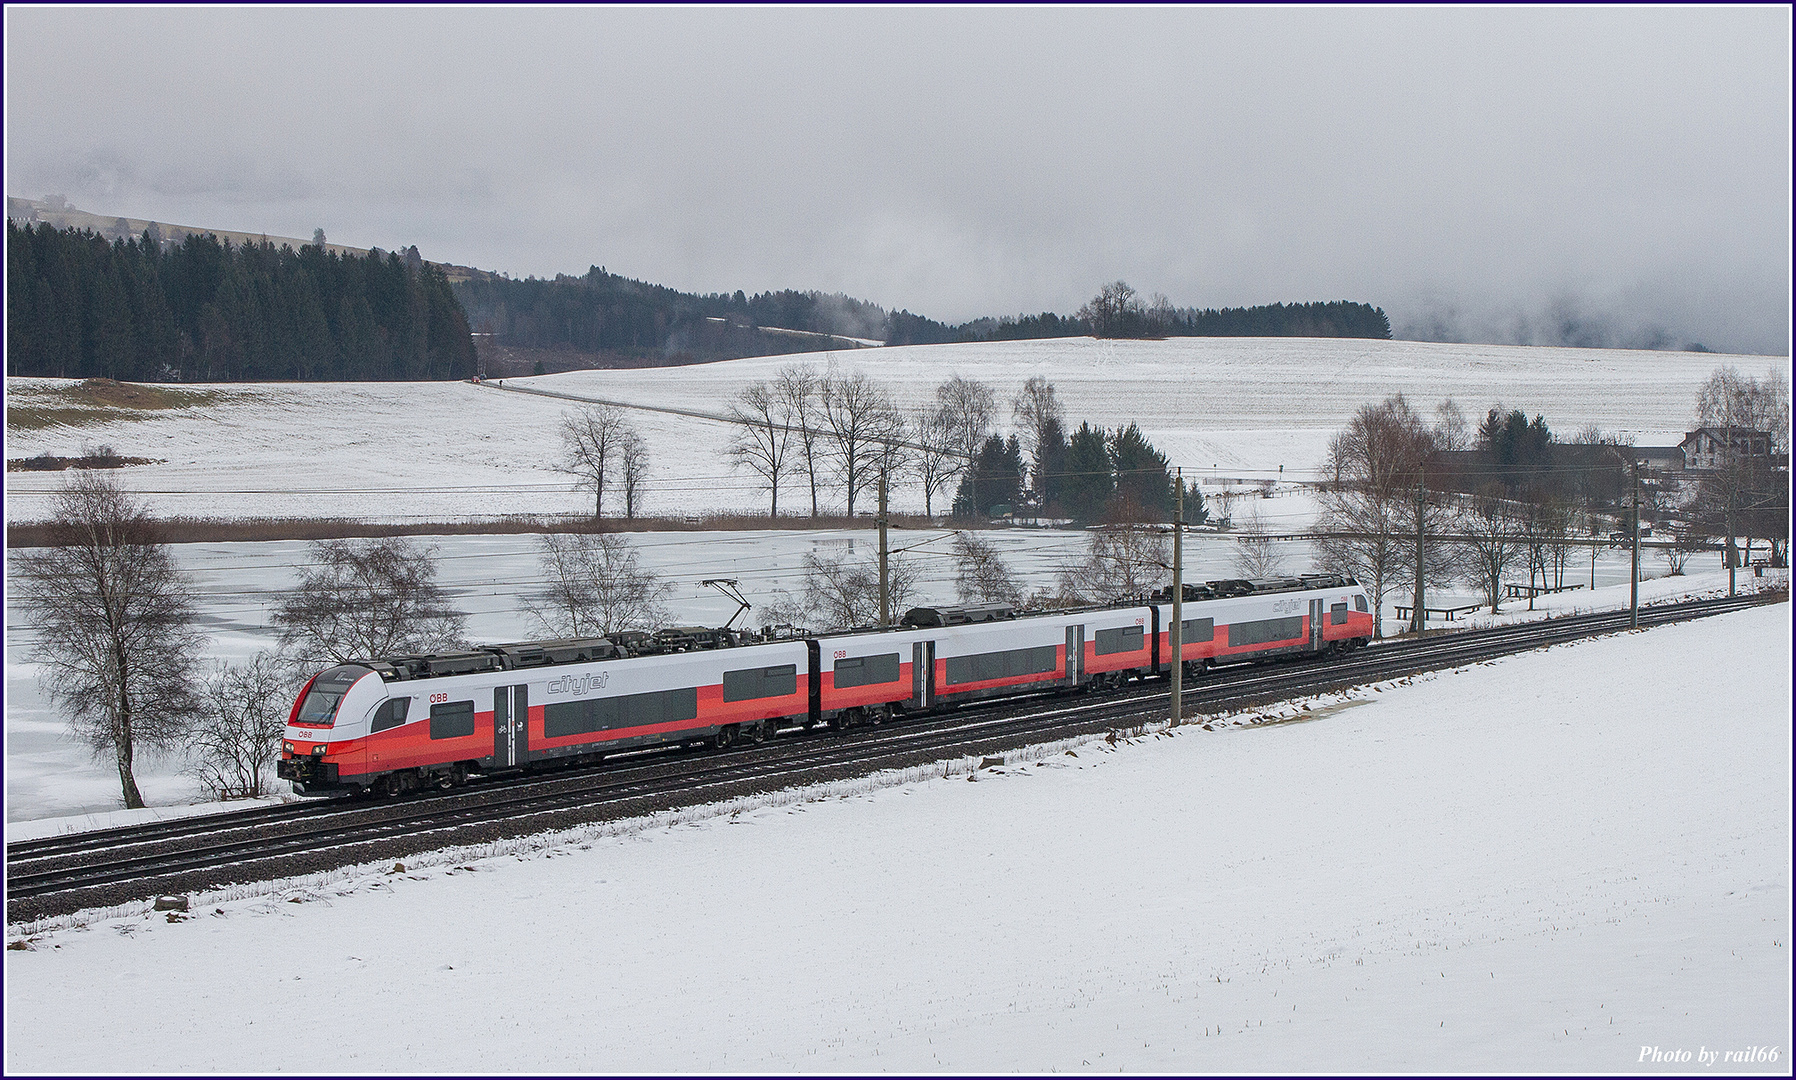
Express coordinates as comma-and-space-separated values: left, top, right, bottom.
1309, 599, 1324, 651
1066, 624, 1084, 687
493, 684, 529, 767
807, 640, 822, 726
911, 641, 934, 709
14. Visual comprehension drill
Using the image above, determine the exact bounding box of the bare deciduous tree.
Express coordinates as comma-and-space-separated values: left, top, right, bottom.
1697, 365, 1791, 453
1230, 506, 1288, 578
776, 363, 825, 517
1691, 365, 1791, 589
619, 428, 650, 519
1010, 376, 1064, 492
13, 472, 204, 809
952, 531, 1023, 605
1434, 399, 1471, 451
1454, 487, 1525, 612
818, 364, 905, 516
1660, 523, 1706, 576
190, 651, 293, 799
1314, 394, 1441, 637
523, 531, 672, 638
1058, 525, 1167, 603
913, 403, 961, 518
559, 404, 631, 520
1517, 494, 1575, 605
274, 537, 467, 666
771, 549, 921, 631
1077, 280, 1146, 338
726, 380, 796, 516
935, 374, 997, 516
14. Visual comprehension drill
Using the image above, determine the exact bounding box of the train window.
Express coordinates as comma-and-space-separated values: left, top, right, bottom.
1227, 616, 1306, 648
293, 664, 370, 727
1330, 603, 1349, 625
294, 688, 344, 727
1094, 626, 1144, 655
370, 698, 410, 734
834, 653, 901, 688
723, 664, 798, 702
428, 701, 475, 740
944, 644, 1059, 686
544, 687, 698, 739
1179, 618, 1214, 643
1354, 595, 1368, 613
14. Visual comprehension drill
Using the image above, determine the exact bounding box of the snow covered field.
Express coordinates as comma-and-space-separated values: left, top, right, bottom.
6, 336, 1775, 524
5, 602, 1788, 1073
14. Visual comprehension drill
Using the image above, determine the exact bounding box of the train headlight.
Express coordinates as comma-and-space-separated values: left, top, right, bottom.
283, 742, 296, 754
311, 744, 328, 756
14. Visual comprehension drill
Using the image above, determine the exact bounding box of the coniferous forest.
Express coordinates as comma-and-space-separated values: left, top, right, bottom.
7, 218, 1390, 383
6, 221, 475, 381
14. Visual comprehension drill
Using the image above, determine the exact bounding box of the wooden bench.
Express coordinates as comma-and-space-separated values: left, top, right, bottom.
1504, 582, 1585, 600
1394, 603, 1486, 623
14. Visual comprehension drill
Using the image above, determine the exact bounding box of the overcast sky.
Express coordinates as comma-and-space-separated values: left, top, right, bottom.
5, 6, 1790, 355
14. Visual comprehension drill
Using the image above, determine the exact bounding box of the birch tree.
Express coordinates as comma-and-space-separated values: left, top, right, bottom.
13, 473, 204, 809
273, 537, 466, 666
524, 531, 672, 638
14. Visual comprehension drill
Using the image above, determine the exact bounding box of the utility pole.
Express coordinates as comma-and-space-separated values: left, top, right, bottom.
1411, 474, 1426, 636
878, 467, 890, 628
1630, 459, 1640, 629
1170, 469, 1184, 727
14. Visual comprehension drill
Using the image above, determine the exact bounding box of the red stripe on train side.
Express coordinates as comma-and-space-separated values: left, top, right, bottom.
1084, 639, 1151, 674
1155, 629, 1224, 663
362, 712, 489, 772
818, 662, 915, 711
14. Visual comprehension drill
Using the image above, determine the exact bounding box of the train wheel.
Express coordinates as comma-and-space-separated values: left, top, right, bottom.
752, 720, 771, 744
713, 725, 738, 750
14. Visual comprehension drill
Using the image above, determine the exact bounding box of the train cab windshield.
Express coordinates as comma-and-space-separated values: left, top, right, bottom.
294, 664, 373, 727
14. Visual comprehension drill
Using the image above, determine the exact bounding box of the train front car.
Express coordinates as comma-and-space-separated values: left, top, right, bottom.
278, 663, 390, 795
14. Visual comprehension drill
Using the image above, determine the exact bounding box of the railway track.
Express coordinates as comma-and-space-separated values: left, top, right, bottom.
6, 591, 1779, 924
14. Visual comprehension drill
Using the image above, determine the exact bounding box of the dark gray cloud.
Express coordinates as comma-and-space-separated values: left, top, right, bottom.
6, 6, 1788, 354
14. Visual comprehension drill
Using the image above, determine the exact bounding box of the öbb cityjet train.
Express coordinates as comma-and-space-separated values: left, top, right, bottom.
278, 573, 1374, 796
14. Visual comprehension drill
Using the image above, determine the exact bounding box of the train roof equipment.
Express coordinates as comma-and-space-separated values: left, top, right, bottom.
900, 603, 1015, 627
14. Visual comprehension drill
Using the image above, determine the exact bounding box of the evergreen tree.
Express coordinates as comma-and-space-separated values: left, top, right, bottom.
1034, 415, 1069, 512
4, 222, 475, 382
1108, 423, 1174, 521
1060, 423, 1115, 522
952, 435, 1025, 517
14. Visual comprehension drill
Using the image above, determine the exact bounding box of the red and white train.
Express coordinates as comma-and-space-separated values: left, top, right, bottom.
278, 573, 1374, 795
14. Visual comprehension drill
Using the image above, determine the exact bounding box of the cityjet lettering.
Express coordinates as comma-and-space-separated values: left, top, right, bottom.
546, 672, 610, 696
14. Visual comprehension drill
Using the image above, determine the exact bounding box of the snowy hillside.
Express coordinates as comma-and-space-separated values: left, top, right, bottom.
7, 336, 1777, 524
5, 602, 1788, 1072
